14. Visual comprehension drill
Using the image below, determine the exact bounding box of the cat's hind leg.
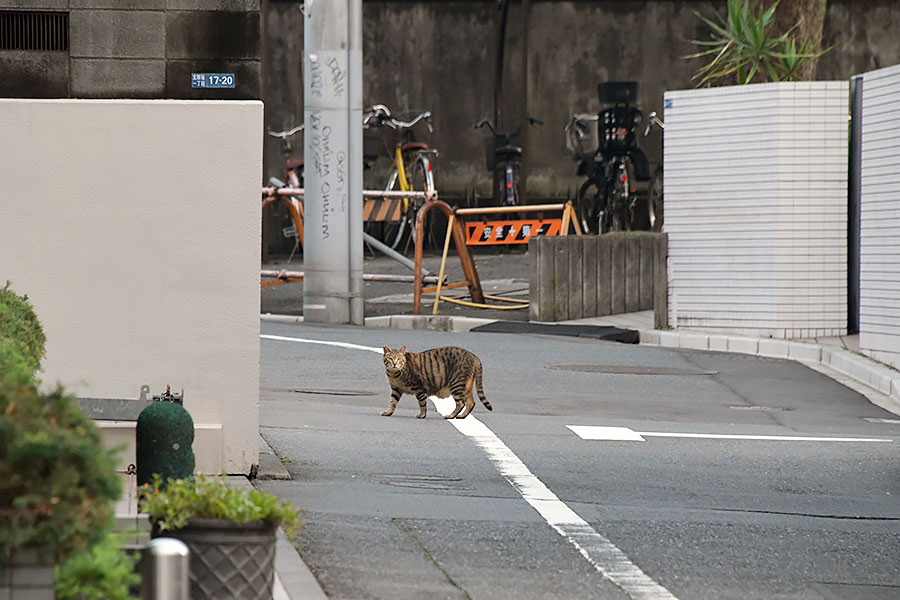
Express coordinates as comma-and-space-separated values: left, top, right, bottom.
457, 375, 477, 419
415, 392, 429, 419
381, 388, 401, 416
445, 395, 464, 419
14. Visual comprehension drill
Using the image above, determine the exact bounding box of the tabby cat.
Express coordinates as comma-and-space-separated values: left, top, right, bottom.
381, 345, 492, 419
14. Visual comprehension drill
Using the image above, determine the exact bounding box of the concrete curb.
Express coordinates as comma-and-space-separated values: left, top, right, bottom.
232, 473, 328, 600
258, 434, 292, 481
639, 329, 900, 418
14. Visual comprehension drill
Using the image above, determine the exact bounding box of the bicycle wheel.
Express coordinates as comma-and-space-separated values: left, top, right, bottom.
604, 176, 627, 233
647, 168, 663, 232
367, 168, 407, 250
406, 156, 435, 251
575, 178, 605, 234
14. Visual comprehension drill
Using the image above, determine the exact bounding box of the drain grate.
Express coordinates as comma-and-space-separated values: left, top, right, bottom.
548, 365, 717, 376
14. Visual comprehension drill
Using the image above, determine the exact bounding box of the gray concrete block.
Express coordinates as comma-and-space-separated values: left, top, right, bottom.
727, 336, 759, 355
553, 237, 569, 321
166, 59, 261, 99
596, 236, 611, 316
71, 59, 165, 97
624, 234, 640, 312
70, 10, 165, 59
0, 52, 68, 98
639, 234, 654, 310
167, 0, 260, 9
166, 10, 260, 60
758, 338, 791, 358
567, 236, 583, 320
610, 234, 625, 315
70, 0, 164, 8
0, 1, 66, 7
582, 235, 598, 318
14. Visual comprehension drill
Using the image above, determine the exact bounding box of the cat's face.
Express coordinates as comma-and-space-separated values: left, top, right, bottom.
383, 345, 407, 375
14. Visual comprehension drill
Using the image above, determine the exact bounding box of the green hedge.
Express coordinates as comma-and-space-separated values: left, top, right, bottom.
0, 283, 123, 563
0, 281, 46, 382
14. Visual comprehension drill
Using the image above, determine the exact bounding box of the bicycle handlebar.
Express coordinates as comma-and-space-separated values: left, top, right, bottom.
267, 124, 304, 139
643, 111, 665, 136
475, 116, 543, 140
363, 105, 433, 132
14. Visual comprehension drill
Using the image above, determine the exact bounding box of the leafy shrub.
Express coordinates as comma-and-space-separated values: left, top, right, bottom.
0, 380, 123, 560
687, 0, 829, 86
139, 474, 303, 538
0, 281, 46, 379
55, 532, 140, 600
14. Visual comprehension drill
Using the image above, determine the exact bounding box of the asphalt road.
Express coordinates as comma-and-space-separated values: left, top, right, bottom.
256, 321, 900, 600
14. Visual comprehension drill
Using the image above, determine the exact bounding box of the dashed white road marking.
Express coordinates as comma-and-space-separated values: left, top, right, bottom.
262, 333, 678, 599
568, 425, 893, 443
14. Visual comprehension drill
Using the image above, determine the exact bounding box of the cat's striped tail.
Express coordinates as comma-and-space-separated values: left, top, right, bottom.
475, 363, 492, 411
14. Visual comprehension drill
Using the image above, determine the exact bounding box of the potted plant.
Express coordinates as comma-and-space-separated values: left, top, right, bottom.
1, 283, 124, 600
138, 474, 303, 600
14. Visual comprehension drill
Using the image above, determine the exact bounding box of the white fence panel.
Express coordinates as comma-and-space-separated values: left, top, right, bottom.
860, 64, 900, 369
663, 82, 849, 338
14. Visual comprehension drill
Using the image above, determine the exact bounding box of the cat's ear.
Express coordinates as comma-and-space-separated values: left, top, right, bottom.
399, 345, 406, 353
383, 346, 390, 354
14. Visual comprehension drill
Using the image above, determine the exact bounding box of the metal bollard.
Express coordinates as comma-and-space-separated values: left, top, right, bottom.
141, 537, 190, 600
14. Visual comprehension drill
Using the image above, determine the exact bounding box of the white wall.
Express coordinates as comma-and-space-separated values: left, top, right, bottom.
859, 64, 900, 369
663, 82, 849, 338
0, 99, 262, 474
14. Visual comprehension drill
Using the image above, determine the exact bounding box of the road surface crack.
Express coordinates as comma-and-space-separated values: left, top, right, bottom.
393, 518, 472, 600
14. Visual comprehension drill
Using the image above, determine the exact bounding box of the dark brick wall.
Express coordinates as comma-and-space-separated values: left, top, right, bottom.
0, 0, 261, 99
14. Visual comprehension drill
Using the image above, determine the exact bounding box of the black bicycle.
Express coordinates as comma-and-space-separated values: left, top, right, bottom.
566, 82, 651, 233
475, 117, 543, 206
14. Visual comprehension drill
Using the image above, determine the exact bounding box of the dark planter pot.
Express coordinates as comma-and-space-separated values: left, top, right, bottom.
152, 519, 277, 600
1, 547, 55, 599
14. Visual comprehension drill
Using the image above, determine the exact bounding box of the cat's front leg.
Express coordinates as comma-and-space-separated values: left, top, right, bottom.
382, 387, 402, 416
415, 392, 428, 418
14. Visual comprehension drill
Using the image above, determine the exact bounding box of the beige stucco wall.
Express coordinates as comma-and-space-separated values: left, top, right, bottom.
0, 99, 262, 474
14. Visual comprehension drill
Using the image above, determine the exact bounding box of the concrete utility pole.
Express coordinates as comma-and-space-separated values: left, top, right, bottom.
303, 0, 364, 324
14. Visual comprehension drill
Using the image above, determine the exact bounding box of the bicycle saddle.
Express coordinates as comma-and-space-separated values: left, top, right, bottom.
494, 144, 522, 158
401, 142, 429, 152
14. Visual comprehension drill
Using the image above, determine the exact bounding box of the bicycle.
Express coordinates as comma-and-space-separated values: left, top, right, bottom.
264, 123, 305, 259
362, 104, 437, 251
475, 117, 543, 206
567, 82, 651, 234
643, 111, 664, 232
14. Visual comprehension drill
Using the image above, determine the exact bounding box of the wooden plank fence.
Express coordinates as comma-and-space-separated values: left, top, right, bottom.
529, 233, 668, 327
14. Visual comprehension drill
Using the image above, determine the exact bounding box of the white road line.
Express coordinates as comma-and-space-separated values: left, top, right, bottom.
260, 334, 383, 354
568, 425, 894, 443
262, 333, 677, 599
430, 397, 676, 600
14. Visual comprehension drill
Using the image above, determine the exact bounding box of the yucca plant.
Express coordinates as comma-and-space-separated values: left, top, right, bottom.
687, 0, 830, 86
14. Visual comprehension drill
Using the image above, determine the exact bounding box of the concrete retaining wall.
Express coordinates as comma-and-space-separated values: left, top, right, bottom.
0, 99, 263, 475
528, 233, 667, 324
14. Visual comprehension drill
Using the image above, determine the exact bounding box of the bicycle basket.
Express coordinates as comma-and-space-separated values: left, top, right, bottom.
565, 114, 599, 161
597, 81, 640, 107
599, 105, 641, 153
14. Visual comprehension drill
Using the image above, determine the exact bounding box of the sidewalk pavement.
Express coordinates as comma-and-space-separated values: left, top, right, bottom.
261, 306, 900, 600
